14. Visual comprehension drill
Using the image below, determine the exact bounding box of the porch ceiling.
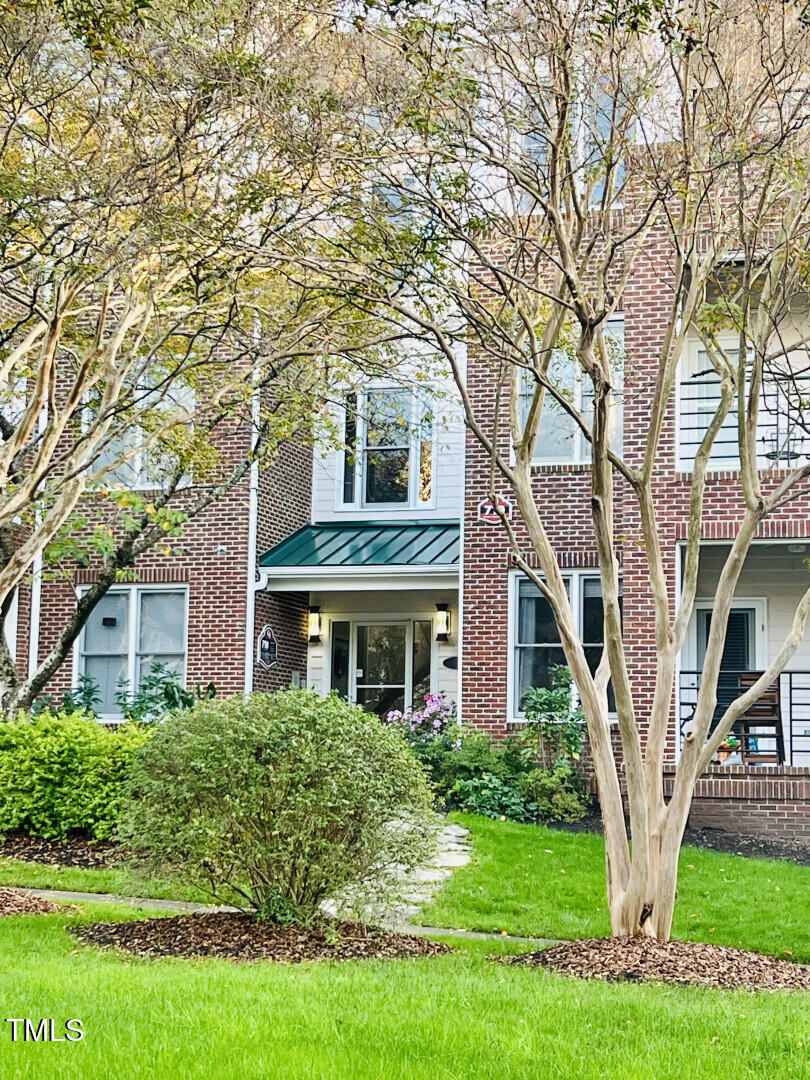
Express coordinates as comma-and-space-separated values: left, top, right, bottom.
259, 520, 460, 570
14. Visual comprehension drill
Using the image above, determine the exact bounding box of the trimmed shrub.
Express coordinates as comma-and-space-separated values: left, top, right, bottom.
0, 711, 150, 840
120, 690, 438, 923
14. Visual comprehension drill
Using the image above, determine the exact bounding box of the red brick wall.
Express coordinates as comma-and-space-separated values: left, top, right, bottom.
19, 422, 315, 703
250, 429, 313, 692
667, 766, 810, 840
32, 476, 253, 699
461, 234, 810, 747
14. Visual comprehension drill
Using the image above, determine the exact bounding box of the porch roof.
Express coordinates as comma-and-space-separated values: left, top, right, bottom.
259, 520, 460, 570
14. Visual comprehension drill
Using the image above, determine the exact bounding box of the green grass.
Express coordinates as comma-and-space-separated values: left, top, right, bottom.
0, 858, 210, 903
1, 904, 810, 1079
422, 815, 810, 961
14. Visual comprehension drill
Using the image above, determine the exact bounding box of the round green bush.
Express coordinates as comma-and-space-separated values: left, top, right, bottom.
0, 711, 150, 840
120, 689, 438, 923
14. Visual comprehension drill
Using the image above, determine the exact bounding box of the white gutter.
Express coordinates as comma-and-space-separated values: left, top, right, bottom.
257, 565, 459, 593
243, 367, 261, 698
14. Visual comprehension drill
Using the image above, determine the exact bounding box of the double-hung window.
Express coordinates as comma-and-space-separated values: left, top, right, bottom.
340, 388, 433, 509
77, 587, 188, 717
512, 574, 614, 717
87, 378, 195, 490
520, 316, 624, 465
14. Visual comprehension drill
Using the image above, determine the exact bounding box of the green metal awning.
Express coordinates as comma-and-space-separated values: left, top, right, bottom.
259, 520, 459, 570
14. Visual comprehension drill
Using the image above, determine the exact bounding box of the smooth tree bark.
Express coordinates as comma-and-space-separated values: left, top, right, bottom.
310, 0, 810, 938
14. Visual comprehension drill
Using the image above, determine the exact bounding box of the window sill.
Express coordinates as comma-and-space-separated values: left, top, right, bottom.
530, 463, 592, 475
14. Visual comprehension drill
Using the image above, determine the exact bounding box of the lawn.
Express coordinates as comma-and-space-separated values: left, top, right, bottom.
0, 859, 208, 904
1, 904, 810, 1080
421, 815, 810, 962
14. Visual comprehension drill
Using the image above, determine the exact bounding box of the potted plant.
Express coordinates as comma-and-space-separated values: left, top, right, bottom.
716, 734, 741, 765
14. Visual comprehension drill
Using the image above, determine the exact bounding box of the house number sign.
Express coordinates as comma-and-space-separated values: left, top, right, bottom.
257, 625, 279, 670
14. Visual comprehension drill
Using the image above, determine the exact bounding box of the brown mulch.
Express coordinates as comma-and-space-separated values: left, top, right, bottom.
0, 887, 65, 916
68, 912, 452, 964
0, 834, 120, 869
504, 936, 810, 992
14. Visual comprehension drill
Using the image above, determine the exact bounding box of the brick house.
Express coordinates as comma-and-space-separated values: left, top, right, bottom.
460, 273, 810, 841
13, 280, 810, 841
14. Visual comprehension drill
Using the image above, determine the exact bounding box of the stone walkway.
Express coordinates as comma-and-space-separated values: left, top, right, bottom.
384, 820, 471, 926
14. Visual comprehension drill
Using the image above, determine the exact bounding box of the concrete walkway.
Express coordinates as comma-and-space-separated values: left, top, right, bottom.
10, 887, 547, 944
8, 819, 553, 946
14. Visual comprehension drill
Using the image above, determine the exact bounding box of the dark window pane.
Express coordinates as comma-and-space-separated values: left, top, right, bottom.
517, 581, 563, 644
581, 579, 604, 645
356, 624, 407, 686
331, 621, 350, 699
412, 620, 432, 709
357, 686, 405, 718
365, 449, 409, 503
343, 394, 356, 504
516, 646, 567, 709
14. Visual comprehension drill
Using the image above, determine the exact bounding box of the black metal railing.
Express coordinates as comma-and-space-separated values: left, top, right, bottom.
678, 669, 810, 765
679, 377, 810, 467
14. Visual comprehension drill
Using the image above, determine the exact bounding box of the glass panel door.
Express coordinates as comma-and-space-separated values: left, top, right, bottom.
354, 623, 407, 717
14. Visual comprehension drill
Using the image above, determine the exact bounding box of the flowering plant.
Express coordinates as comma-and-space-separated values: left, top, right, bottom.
385, 694, 458, 743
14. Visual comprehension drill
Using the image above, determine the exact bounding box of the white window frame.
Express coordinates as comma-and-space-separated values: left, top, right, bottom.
519, 315, 624, 467
73, 584, 189, 721
683, 598, 768, 671
337, 387, 436, 511
507, 569, 616, 723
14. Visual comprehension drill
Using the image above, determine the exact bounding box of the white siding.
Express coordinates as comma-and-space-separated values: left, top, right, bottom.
694, 544, 810, 669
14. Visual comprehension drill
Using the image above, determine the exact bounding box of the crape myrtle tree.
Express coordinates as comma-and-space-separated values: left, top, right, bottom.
0, 0, 398, 713
309, 0, 810, 938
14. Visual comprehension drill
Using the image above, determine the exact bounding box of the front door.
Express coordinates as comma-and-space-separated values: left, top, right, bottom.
355, 623, 407, 716
329, 618, 433, 718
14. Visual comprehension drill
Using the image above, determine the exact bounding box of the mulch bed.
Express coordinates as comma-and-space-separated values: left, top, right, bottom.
504, 936, 810, 992
0, 834, 120, 869
684, 827, 810, 866
68, 912, 452, 963
0, 887, 65, 916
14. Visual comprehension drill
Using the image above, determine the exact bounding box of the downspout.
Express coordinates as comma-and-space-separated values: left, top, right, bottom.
243, 365, 261, 698
27, 393, 49, 683
456, 345, 467, 723
27, 551, 42, 682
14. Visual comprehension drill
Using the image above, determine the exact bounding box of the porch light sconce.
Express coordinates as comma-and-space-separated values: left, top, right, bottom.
435, 603, 450, 643
308, 606, 322, 644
